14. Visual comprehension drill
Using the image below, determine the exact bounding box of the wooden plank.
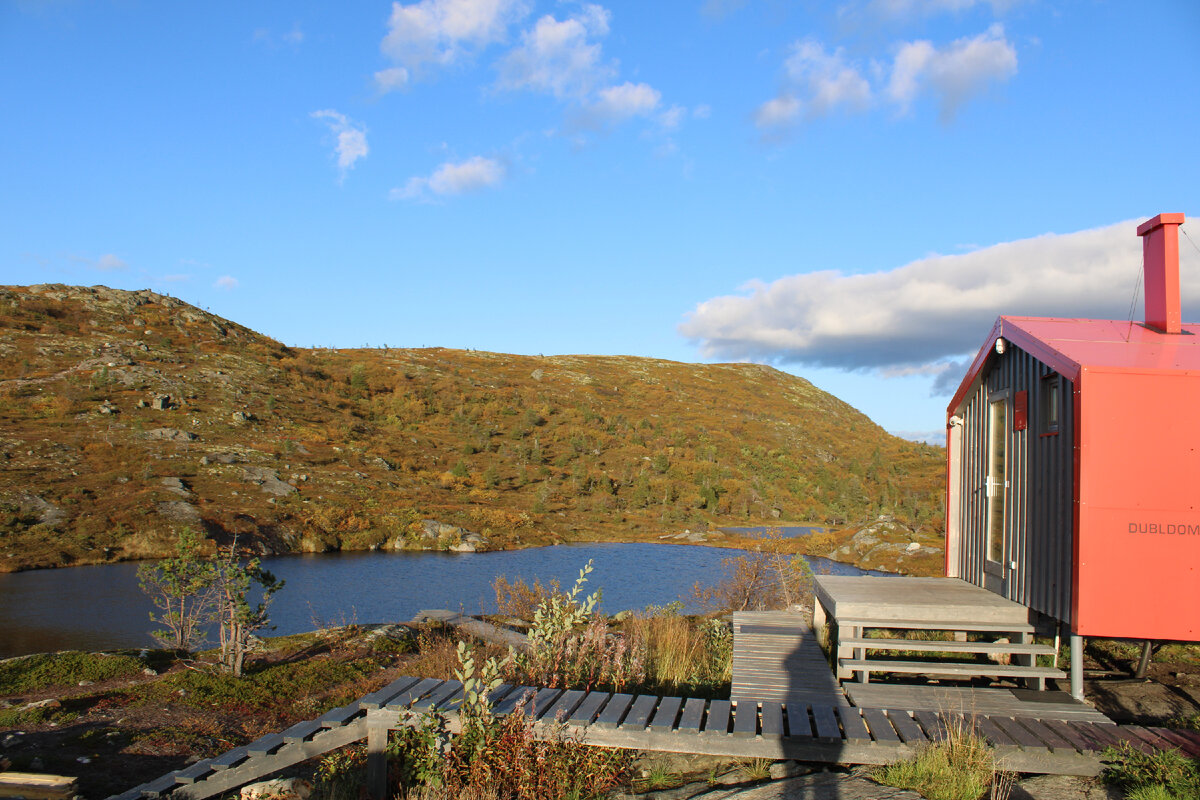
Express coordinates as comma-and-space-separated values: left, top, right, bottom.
245, 732, 285, 757
811, 705, 841, 742
1018, 718, 1075, 753
786, 703, 813, 739
1042, 719, 1097, 753
838, 659, 1065, 679
1072, 722, 1126, 750
885, 710, 928, 744
594, 693, 634, 729
543, 689, 587, 723
761, 702, 784, 739
318, 702, 363, 728
173, 760, 214, 784
704, 699, 731, 734
621, 695, 659, 730
913, 710, 948, 742
359, 675, 421, 709
493, 686, 538, 717
1150, 727, 1200, 757
991, 716, 1049, 749
1126, 726, 1180, 753
435, 684, 466, 712
839, 637, 1055, 655
281, 719, 323, 744
532, 687, 563, 719
568, 691, 610, 725
860, 707, 899, 743
412, 680, 462, 711
650, 696, 683, 732
733, 701, 758, 738
677, 698, 706, 732
387, 677, 444, 710
837, 707, 871, 742
207, 745, 249, 771
1088, 723, 1153, 753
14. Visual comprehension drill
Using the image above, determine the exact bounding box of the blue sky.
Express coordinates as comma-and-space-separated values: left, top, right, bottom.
3, 0, 1198, 442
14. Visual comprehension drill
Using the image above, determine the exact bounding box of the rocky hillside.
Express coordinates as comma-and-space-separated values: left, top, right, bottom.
0, 284, 945, 572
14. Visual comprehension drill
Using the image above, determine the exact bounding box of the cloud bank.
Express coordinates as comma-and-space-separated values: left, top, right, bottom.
756, 24, 1017, 130
679, 219, 1190, 385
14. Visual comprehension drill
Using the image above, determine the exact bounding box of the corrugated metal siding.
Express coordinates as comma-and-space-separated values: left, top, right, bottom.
954, 345, 1073, 623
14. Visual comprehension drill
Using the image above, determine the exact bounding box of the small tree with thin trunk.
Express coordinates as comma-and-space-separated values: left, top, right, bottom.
212, 541, 284, 677
137, 528, 217, 654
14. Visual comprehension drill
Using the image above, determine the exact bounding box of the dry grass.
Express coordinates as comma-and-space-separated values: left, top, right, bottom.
873, 718, 1014, 800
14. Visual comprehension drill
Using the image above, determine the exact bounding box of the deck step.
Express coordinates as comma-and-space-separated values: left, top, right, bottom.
840, 638, 1055, 656
837, 618, 1036, 635
840, 658, 1066, 680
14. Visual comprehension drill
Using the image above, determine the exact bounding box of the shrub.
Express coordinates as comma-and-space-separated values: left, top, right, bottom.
492, 574, 560, 620
1102, 743, 1200, 800
0, 651, 145, 694
622, 614, 731, 696
508, 562, 645, 693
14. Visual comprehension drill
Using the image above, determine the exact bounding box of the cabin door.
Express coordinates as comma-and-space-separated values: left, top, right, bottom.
984, 391, 1011, 594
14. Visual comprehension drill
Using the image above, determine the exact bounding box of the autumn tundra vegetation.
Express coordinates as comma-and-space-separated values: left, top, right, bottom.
0, 284, 944, 573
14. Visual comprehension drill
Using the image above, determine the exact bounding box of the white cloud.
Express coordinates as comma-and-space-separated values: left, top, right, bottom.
693, 104, 712, 120
375, 66, 410, 93
393, 155, 506, 200
253, 24, 305, 48
862, 0, 1016, 20
679, 219, 1179, 375
214, 276, 239, 290
887, 24, 1017, 120
382, 0, 530, 73
96, 253, 127, 271
574, 81, 661, 129
311, 110, 369, 178
754, 96, 802, 129
755, 39, 872, 129
658, 104, 687, 130
497, 6, 613, 98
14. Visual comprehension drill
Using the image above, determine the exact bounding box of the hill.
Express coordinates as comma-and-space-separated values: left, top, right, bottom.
0, 284, 945, 572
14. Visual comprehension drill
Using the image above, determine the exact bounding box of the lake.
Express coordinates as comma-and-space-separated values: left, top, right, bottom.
0, 543, 891, 658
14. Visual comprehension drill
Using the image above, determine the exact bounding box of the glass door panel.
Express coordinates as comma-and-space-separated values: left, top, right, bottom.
986, 397, 1008, 565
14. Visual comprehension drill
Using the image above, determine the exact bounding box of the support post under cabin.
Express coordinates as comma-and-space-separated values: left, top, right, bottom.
1070, 634, 1084, 701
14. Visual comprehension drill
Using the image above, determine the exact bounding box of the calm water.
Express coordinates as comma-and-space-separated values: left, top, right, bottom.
0, 543, 889, 658
717, 526, 825, 538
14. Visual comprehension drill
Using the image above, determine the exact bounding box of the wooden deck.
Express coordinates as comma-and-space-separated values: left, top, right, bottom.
814, 576, 1035, 626
813, 576, 1064, 687
731, 611, 849, 707
107, 674, 1200, 800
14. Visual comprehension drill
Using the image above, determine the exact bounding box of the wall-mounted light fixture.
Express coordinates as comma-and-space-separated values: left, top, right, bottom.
949, 415, 964, 427
994, 337, 1007, 355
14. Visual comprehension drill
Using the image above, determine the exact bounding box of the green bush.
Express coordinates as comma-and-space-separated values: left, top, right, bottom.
1102, 743, 1200, 800
0, 651, 144, 694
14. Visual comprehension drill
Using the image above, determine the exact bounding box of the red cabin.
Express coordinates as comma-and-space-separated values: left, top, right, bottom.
945, 213, 1200, 649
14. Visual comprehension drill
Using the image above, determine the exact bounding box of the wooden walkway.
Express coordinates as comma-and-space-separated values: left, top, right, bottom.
107, 675, 1200, 800
731, 611, 849, 706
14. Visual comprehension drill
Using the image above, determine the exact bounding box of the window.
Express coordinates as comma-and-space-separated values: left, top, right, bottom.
1041, 374, 1061, 434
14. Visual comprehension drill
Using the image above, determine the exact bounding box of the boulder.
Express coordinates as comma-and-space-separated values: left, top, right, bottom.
240, 778, 312, 800
231, 410, 256, 425
144, 427, 198, 442
241, 466, 297, 497
157, 501, 203, 526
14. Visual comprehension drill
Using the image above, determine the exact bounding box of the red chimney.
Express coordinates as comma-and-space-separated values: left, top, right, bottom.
1137, 212, 1186, 334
